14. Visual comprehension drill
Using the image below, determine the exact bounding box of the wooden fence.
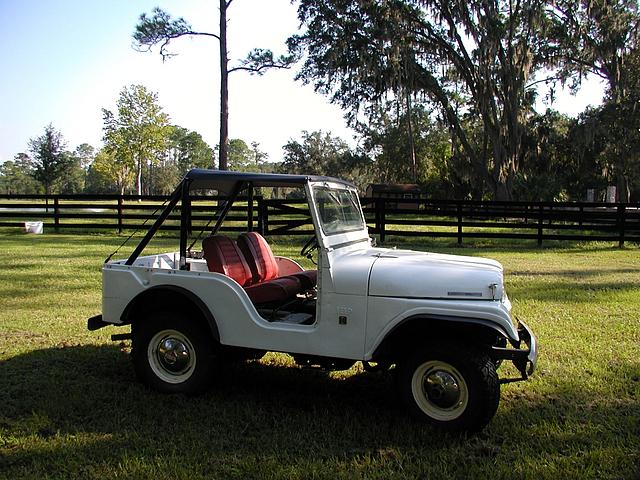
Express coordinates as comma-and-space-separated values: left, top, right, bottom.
1, 194, 639, 247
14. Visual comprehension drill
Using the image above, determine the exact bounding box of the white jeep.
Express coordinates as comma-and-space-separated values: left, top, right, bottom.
88, 169, 537, 431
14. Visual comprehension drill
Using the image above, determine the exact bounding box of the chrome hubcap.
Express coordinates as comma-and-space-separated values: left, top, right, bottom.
411, 360, 469, 421
147, 329, 196, 384
424, 370, 461, 408
157, 337, 191, 374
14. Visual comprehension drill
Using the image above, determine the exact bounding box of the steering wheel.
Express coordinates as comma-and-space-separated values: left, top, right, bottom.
300, 235, 319, 259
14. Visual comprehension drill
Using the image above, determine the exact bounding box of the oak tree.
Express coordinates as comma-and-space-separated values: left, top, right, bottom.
290, 0, 554, 199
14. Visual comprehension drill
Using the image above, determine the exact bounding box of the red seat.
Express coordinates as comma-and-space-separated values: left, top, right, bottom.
202, 235, 252, 287
237, 232, 317, 291
202, 235, 301, 305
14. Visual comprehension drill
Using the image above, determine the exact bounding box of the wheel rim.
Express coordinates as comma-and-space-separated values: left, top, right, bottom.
411, 360, 469, 421
148, 329, 196, 384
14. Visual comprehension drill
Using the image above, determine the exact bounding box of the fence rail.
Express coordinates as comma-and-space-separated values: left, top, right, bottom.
1, 194, 639, 247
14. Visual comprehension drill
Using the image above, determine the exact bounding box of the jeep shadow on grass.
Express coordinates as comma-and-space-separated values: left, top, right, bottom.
1, 344, 638, 479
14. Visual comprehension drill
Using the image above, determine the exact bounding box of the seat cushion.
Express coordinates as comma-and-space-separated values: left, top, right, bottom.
237, 232, 279, 283
202, 235, 252, 287
245, 276, 302, 304
289, 270, 318, 291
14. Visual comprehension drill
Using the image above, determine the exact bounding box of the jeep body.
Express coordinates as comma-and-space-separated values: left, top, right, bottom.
89, 169, 537, 431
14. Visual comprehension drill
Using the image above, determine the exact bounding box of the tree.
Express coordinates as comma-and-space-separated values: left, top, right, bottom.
102, 85, 170, 196
550, 0, 640, 201
133, 4, 295, 171
28, 124, 72, 195
0, 153, 41, 194
282, 131, 373, 189
227, 138, 267, 172
90, 148, 133, 195
56, 151, 85, 194
74, 143, 95, 171
515, 110, 575, 201
166, 126, 214, 174
290, 0, 555, 199
360, 104, 452, 188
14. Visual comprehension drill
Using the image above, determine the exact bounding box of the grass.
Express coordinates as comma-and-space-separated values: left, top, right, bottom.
0, 230, 639, 479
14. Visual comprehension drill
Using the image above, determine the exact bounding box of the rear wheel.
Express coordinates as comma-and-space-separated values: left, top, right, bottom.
397, 344, 500, 432
132, 311, 218, 394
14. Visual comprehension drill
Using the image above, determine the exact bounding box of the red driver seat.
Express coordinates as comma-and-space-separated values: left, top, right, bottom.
202, 235, 302, 305
237, 232, 317, 291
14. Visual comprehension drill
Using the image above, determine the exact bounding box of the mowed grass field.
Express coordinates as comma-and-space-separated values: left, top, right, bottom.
0, 230, 638, 479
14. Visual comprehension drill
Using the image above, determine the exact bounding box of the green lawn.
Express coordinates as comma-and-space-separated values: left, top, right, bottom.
0, 231, 638, 479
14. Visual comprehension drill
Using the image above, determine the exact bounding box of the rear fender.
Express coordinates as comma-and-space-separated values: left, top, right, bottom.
121, 285, 219, 342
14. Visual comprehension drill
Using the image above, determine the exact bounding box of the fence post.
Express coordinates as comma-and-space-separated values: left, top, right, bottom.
54, 197, 60, 233
247, 187, 254, 232
537, 204, 543, 247
117, 197, 123, 234
377, 198, 386, 243
457, 203, 463, 244
259, 197, 269, 236
618, 204, 626, 248
579, 204, 583, 228
256, 196, 264, 235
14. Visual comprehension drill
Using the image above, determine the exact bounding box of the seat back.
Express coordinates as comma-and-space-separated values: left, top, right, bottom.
202, 235, 253, 287
237, 232, 279, 283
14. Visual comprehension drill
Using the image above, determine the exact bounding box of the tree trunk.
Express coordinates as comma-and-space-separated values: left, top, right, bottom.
405, 89, 417, 183
617, 170, 630, 203
136, 157, 143, 197
491, 142, 516, 201
218, 0, 229, 171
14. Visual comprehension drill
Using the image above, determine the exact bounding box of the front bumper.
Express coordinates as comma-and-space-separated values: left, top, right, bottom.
490, 319, 538, 383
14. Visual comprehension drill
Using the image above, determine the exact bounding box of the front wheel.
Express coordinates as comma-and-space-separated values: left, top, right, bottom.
397, 344, 500, 432
132, 312, 218, 395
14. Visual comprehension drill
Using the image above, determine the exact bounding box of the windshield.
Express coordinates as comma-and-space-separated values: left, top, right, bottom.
313, 186, 365, 235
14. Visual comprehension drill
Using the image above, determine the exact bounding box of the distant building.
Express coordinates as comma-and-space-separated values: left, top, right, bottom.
366, 183, 422, 210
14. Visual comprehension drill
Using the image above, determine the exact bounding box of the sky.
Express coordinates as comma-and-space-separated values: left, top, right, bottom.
0, 0, 606, 165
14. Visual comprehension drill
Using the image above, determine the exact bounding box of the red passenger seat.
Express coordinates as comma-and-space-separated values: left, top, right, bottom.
237, 232, 317, 291
202, 235, 301, 305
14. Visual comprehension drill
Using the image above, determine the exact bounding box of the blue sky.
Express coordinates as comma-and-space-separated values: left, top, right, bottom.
0, 0, 605, 165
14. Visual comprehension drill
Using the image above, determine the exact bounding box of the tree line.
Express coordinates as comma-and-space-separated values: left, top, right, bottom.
2, 82, 639, 202
0, 85, 267, 197
131, 0, 640, 201
2, 0, 639, 201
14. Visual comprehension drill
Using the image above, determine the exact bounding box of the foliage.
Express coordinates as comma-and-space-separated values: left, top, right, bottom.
167, 126, 214, 172
360, 104, 452, 193
102, 85, 170, 196
226, 138, 269, 173
282, 130, 374, 190
89, 148, 133, 195
290, 0, 555, 200
549, 0, 640, 201
55, 152, 85, 194
27, 124, 73, 195
515, 110, 575, 201
74, 143, 96, 171
0, 153, 42, 194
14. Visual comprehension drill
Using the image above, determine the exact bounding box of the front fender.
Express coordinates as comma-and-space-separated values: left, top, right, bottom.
365, 296, 519, 359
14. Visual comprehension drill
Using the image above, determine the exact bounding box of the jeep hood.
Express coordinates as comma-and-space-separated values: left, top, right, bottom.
368, 249, 504, 300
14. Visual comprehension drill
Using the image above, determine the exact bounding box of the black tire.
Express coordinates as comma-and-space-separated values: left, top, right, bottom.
397, 343, 500, 432
132, 311, 218, 395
